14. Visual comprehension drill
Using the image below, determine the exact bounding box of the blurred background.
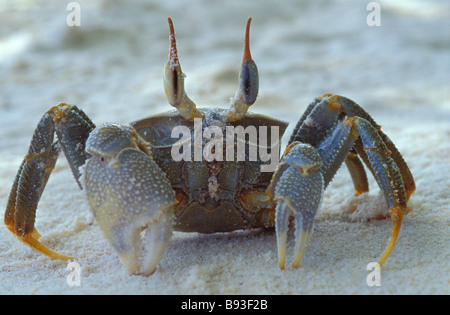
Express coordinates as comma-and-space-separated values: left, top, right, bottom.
1, 0, 448, 135
0, 0, 448, 294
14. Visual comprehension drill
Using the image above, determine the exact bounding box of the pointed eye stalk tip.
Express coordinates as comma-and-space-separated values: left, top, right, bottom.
167, 17, 253, 65
243, 17, 253, 63
167, 17, 175, 40
167, 17, 178, 64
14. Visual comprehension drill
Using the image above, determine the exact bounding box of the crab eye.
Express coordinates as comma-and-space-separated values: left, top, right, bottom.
164, 61, 184, 107
225, 18, 259, 122
163, 18, 203, 121
239, 59, 259, 106
239, 17, 258, 106
163, 18, 184, 107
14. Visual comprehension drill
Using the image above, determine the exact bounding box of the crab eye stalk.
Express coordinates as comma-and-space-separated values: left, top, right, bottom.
163, 18, 203, 121
240, 18, 259, 106
164, 18, 182, 107
226, 17, 259, 122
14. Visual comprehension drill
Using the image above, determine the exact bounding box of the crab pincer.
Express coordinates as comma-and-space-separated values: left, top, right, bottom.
84, 124, 177, 275
267, 143, 324, 269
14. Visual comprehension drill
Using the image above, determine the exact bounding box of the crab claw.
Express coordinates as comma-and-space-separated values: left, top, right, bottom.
84, 124, 177, 275
268, 142, 324, 269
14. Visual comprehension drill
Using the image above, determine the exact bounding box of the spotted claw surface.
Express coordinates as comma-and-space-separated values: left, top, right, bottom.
269, 143, 324, 269
84, 123, 177, 275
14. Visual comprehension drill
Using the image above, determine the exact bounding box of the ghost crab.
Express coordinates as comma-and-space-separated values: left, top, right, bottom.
5, 18, 415, 276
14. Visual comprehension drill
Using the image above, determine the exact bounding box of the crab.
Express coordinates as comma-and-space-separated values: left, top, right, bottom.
4, 18, 415, 276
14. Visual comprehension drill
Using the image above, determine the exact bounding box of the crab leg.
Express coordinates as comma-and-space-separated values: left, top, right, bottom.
4, 103, 95, 260
326, 94, 415, 200
344, 149, 369, 196
347, 117, 408, 266
83, 124, 177, 275
289, 96, 369, 195
314, 95, 414, 265
291, 94, 414, 198
317, 114, 409, 266
288, 96, 325, 145
272, 95, 412, 268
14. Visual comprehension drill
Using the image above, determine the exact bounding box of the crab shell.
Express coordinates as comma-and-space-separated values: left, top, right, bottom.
130, 108, 288, 233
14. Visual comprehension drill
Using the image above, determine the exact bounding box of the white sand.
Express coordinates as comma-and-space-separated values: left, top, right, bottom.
0, 0, 448, 294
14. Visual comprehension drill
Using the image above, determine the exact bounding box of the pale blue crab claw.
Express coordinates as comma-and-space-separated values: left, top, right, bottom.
84, 123, 177, 275
269, 142, 324, 269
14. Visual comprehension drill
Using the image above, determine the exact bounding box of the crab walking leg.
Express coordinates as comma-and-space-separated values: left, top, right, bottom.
269, 143, 324, 269
288, 96, 329, 145
327, 95, 415, 200
348, 117, 408, 266
345, 150, 369, 196
5, 142, 60, 233
4, 103, 95, 260
318, 116, 409, 266
4, 144, 65, 258
54, 104, 96, 188
286, 96, 368, 193
84, 124, 177, 275
289, 96, 366, 190
4, 160, 25, 232
290, 94, 414, 198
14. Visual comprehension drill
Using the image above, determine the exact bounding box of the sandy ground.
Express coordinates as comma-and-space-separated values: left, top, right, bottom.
0, 0, 448, 294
